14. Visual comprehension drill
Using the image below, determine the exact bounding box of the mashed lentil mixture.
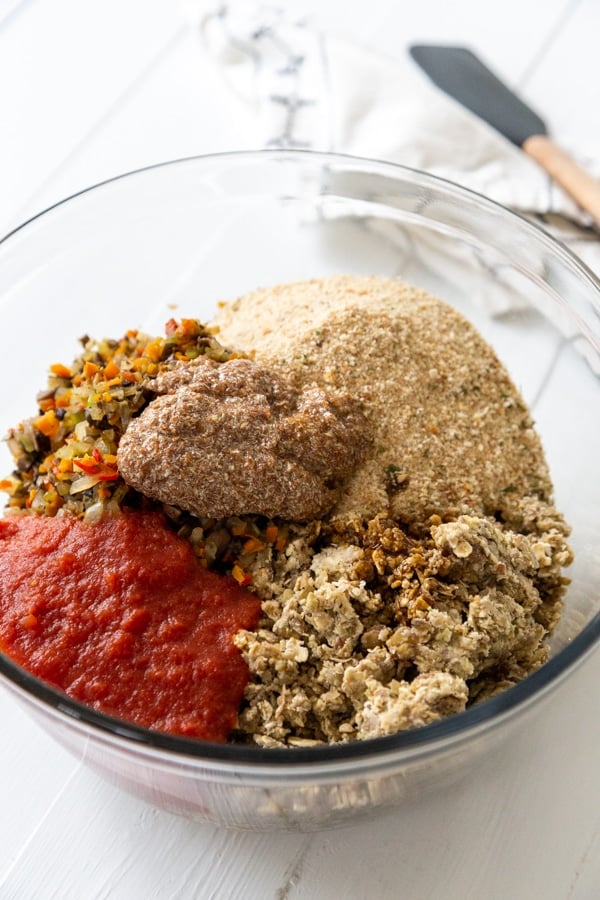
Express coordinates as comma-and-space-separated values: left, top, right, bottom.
0, 275, 572, 746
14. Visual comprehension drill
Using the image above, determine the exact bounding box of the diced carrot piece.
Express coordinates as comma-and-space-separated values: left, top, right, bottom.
83, 361, 100, 379
35, 410, 60, 439
103, 360, 120, 379
265, 524, 279, 544
143, 340, 164, 363
232, 564, 252, 586
38, 396, 55, 412
50, 363, 72, 378
243, 537, 266, 554
54, 392, 72, 408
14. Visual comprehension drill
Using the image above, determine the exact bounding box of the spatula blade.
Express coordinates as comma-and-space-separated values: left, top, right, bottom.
409, 45, 547, 147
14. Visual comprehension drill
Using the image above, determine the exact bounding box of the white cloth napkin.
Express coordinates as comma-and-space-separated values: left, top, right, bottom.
192, 2, 600, 283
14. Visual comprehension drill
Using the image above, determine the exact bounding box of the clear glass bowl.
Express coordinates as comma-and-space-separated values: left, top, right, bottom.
0, 150, 599, 831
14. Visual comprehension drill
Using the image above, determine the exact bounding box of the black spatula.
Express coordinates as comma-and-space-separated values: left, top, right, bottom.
410, 45, 600, 225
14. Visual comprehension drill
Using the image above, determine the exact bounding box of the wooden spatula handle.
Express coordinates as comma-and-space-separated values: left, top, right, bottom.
523, 134, 600, 225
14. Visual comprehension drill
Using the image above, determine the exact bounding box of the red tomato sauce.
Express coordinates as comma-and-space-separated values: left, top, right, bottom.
0, 511, 261, 742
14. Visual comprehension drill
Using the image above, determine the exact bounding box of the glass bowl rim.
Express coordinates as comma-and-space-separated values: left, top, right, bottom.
1, 147, 599, 770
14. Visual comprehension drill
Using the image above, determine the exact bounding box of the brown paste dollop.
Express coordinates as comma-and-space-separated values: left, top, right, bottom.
117, 356, 369, 521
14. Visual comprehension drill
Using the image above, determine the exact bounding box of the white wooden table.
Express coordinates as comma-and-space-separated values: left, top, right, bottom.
1, 2, 599, 897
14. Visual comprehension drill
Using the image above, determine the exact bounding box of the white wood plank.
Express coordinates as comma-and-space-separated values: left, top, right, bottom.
519, 0, 600, 146
2, 26, 258, 230
0, 0, 185, 234
0, 764, 315, 900
356, 0, 573, 84
0, 692, 79, 882
0, 0, 33, 29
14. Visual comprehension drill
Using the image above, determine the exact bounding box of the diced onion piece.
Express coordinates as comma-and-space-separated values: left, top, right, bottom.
69, 473, 102, 494
83, 501, 105, 524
